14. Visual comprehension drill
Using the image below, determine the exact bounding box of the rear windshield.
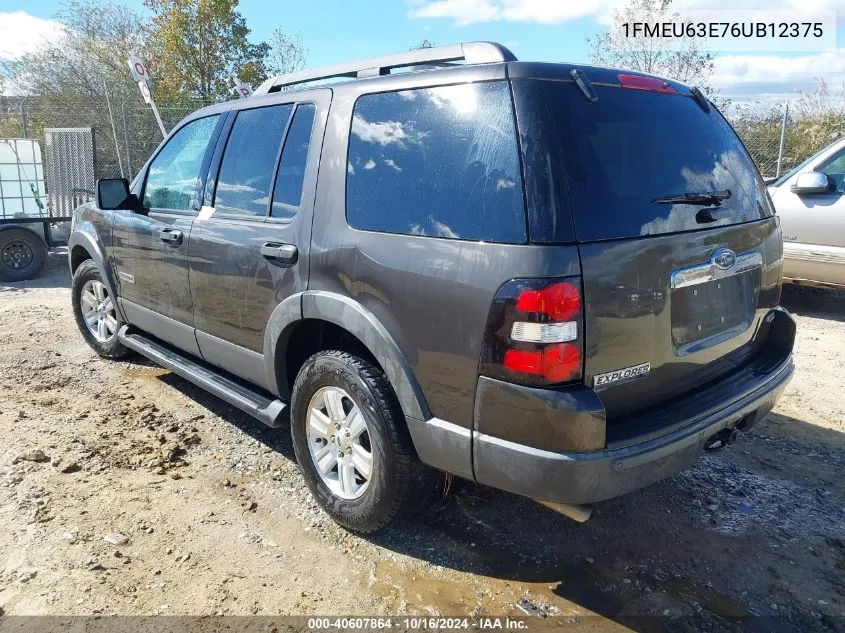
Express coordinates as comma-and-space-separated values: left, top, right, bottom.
527, 80, 774, 242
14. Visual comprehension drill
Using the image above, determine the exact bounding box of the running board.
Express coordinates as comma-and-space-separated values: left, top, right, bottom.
117, 326, 288, 428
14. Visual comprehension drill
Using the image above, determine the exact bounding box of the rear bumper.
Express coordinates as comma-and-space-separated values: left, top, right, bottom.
472, 353, 792, 505
468, 306, 796, 505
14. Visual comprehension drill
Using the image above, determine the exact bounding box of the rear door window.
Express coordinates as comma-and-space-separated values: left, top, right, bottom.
346, 81, 526, 243
272, 103, 316, 220
529, 81, 774, 242
214, 104, 293, 217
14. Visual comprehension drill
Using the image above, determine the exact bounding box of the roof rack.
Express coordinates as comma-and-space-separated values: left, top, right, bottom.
253, 41, 516, 95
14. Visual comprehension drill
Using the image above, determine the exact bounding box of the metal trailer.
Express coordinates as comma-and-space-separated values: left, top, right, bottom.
0, 131, 93, 282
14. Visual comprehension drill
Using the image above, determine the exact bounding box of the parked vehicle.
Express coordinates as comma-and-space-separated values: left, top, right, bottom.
0, 138, 71, 282
768, 136, 845, 289
68, 42, 795, 533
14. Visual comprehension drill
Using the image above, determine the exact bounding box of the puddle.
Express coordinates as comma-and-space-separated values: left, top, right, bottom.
369, 557, 624, 622
371, 561, 474, 615
662, 578, 750, 620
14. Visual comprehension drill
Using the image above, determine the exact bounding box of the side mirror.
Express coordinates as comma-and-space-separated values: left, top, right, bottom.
96, 178, 139, 210
790, 171, 831, 195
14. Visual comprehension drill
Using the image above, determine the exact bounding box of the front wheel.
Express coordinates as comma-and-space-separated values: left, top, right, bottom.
72, 260, 128, 358
290, 350, 432, 533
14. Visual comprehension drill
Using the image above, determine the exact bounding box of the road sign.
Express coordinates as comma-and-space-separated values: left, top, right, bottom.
128, 55, 148, 84
127, 55, 166, 139
236, 83, 253, 98
138, 81, 151, 104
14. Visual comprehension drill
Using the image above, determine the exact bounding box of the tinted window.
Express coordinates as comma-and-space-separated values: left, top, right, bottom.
144, 115, 219, 210
346, 82, 526, 243
215, 104, 293, 216
819, 149, 845, 193
536, 82, 774, 241
272, 103, 316, 219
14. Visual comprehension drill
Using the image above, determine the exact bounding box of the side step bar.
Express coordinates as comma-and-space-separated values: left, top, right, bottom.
117, 326, 288, 428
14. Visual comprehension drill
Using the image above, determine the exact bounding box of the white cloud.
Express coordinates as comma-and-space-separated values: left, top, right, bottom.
713, 50, 845, 99
501, 0, 616, 24
409, 0, 842, 26
408, 0, 502, 26
351, 115, 409, 147
409, 0, 617, 25
0, 11, 64, 60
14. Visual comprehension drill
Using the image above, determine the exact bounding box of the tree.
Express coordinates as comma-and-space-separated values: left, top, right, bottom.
266, 29, 308, 76
0, 0, 160, 177
144, 0, 269, 101
586, 0, 717, 96
3, 0, 149, 99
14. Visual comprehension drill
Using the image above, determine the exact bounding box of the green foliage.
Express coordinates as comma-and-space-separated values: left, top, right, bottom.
144, 0, 272, 100
728, 80, 845, 178
0, 0, 306, 179
0, 112, 22, 138
267, 30, 308, 76
0, 0, 155, 176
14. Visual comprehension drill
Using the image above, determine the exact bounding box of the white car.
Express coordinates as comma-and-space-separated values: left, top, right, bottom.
768, 136, 845, 289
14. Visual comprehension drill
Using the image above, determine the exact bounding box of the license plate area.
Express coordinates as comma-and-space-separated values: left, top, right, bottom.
670, 252, 762, 355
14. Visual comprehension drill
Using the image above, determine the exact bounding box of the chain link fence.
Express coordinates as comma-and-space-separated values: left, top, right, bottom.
0, 92, 212, 183
2, 88, 845, 185
727, 90, 845, 180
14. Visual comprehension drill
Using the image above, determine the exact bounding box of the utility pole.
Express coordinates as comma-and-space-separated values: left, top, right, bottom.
776, 101, 789, 178
19, 94, 30, 137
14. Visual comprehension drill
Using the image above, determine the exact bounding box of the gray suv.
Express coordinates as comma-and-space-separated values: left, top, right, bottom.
68, 42, 795, 533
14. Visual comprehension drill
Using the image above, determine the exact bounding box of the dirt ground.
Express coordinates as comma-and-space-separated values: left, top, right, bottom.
1, 250, 843, 632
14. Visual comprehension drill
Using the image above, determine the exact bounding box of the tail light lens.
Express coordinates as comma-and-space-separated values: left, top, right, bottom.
480, 278, 584, 386
618, 73, 677, 94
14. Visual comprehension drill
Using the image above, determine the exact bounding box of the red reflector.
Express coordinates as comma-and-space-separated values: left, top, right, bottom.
618, 74, 677, 94
503, 343, 582, 383
515, 282, 580, 321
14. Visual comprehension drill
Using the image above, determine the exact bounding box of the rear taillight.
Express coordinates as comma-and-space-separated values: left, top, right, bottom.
480, 278, 584, 386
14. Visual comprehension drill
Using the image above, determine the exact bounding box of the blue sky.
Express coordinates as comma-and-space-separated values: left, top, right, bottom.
1, 0, 843, 102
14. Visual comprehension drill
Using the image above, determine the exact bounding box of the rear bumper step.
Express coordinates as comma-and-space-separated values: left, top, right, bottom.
117, 326, 288, 428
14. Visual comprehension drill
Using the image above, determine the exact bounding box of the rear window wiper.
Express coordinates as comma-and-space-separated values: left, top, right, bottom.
652, 189, 732, 206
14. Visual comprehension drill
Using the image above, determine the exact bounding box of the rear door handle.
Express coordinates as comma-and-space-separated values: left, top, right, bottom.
159, 229, 183, 245
260, 242, 298, 266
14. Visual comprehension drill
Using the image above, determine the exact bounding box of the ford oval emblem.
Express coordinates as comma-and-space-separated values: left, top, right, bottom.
711, 248, 737, 270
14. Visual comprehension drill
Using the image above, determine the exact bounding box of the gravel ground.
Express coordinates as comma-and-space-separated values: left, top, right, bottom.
0, 251, 843, 631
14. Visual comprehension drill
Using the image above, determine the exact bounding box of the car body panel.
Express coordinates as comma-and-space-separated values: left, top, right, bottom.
187, 90, 330, 375
579, 218, 782, 420
110, 113, 227, 352
68, 203, 125, 319
769, 135, 845, 287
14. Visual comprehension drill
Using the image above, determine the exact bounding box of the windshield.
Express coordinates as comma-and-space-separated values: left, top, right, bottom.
535, 81, 774, 242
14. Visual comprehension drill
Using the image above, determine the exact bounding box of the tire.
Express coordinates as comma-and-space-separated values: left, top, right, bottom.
291, 350, 432, 533
0, 228, 47, 282
71, 260, 128, 359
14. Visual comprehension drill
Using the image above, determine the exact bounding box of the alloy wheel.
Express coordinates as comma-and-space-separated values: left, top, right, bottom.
80, 279, 118, 343
306, 386, 374, 500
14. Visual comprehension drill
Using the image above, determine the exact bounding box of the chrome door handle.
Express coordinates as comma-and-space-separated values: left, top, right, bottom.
260, 242, 298, 266
159, 229, 183, 245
